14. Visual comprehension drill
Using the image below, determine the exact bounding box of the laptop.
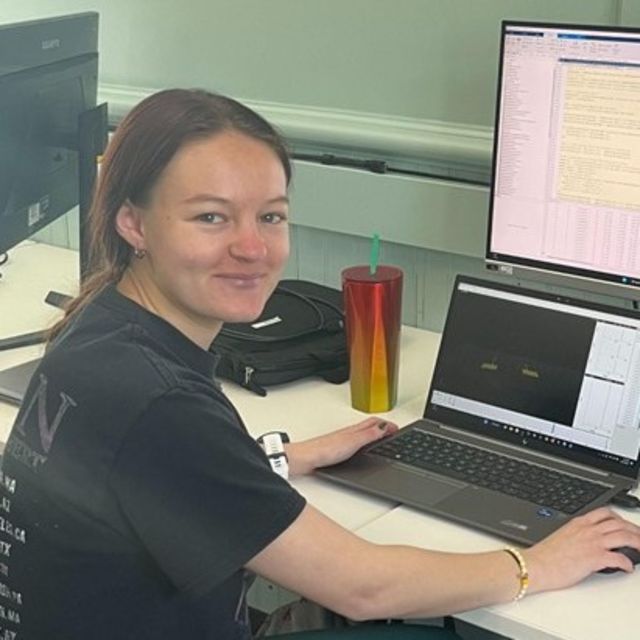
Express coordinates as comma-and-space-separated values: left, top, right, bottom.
0, 359, 39, 405
319, 275, 640, 545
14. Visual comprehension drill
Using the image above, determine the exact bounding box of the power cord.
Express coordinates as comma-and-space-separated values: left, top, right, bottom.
611, 490, 640, 509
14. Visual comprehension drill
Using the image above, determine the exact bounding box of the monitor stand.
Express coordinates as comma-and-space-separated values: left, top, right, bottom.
0, 103, 108, 405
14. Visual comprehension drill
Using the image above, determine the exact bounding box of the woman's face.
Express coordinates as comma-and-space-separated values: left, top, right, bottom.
117, 130, 290, 346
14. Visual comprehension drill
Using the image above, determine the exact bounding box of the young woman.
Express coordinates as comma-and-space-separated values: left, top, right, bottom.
1, 89, 639, 640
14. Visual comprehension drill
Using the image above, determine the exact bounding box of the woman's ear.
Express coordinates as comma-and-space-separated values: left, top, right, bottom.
115, 201, 145, 251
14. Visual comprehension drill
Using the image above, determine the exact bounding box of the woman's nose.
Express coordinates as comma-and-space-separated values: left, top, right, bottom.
229, 222, 268, 261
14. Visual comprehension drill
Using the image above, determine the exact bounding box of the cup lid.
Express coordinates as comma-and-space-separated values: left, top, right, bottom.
341, 265, 403, 283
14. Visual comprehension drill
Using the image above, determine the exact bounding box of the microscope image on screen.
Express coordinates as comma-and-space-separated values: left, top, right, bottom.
436, 292, 596, 426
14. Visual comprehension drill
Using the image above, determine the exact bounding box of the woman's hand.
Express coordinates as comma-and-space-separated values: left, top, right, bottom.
525, 507, 640, 593
285, 417, 398, 476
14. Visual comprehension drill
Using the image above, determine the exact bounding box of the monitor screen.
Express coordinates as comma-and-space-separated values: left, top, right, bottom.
486, 22, 640, 295
0, 13, 98, 256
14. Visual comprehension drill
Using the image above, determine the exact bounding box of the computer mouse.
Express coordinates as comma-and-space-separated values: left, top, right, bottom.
598, 547, 640, 574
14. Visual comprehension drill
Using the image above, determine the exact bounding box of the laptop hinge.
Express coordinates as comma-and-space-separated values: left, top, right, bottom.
434, 422, 617, 481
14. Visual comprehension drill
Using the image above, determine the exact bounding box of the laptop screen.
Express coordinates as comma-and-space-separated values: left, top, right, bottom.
425, 277, 640, 478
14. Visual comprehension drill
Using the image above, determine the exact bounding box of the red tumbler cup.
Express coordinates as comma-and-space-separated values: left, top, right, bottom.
342, 265, 403, 413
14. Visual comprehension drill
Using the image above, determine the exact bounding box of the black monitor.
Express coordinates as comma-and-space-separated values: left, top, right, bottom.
0, 13, 105, 404
486, 21, 640, 299
0, 12, 99, 257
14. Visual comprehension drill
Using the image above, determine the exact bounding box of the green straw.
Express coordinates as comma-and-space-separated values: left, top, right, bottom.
369, 232, 380, 275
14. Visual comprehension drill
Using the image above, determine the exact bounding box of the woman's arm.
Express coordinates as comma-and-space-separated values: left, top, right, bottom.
246, 503, 640, 621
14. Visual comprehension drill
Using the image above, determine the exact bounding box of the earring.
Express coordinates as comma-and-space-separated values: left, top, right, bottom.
134, 248, 146, 259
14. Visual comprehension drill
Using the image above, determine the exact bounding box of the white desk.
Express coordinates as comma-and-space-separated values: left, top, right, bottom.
2, 242, 639, 640
0, 242, 79, 440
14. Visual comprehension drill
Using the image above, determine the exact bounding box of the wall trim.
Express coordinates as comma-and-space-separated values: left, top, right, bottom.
99, 83, 493, 170
290, 161, 489, 258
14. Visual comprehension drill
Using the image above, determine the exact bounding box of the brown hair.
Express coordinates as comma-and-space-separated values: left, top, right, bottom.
50, 88, 292, 340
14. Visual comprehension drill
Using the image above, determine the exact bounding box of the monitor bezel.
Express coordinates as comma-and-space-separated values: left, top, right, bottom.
485, 20, 640, 300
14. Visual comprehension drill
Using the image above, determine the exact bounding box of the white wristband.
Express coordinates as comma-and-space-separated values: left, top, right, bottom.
257, 431, 290, 480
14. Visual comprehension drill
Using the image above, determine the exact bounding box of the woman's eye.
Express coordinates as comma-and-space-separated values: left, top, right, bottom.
261, 212, 288, 224
196, 212, 226, 224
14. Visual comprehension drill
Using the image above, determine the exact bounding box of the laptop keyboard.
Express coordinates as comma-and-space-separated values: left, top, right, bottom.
371, 429, 609, 514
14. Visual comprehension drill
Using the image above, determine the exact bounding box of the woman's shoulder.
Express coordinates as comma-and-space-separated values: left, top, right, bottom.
48, 292, 219, 399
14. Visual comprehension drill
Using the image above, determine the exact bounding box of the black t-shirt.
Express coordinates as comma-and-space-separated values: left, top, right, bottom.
0, 285, 306, 640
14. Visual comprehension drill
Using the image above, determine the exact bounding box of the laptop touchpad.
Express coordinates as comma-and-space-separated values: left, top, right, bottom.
369, 465, 462, 506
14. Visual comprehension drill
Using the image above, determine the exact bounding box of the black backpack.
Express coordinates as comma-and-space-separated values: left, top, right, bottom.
210, 279, 349, 396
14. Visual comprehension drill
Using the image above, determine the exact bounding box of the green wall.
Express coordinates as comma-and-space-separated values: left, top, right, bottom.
4, 0, 638, 330
1, 0, 628, 123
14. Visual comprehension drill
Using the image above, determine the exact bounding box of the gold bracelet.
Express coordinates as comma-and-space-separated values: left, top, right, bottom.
504, 547, 529, 601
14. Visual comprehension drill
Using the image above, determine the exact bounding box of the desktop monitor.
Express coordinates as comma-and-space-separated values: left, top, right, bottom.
486, 21, 640, 298
0, 12, 98, 256
0, 12, 102, 405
